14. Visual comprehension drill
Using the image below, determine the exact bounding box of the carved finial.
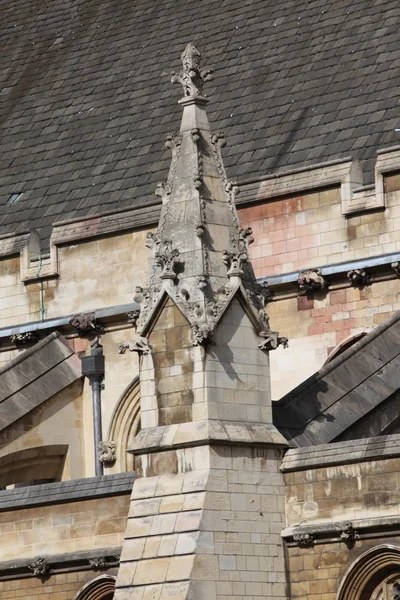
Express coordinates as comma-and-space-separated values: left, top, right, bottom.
171, 43, 214, 97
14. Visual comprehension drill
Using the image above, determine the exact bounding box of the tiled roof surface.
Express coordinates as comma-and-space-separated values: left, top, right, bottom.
1, 0, 399, 247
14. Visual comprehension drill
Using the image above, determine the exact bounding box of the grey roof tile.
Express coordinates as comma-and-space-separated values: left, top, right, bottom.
1, 0, 400, 248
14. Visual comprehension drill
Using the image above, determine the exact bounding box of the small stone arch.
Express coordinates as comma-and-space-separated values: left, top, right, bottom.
107, 377, 140, 472
336, 544, 400, 600
73, 574, 116, 600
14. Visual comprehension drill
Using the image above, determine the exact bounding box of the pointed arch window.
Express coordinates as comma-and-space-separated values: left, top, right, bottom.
73, 574, 115, 600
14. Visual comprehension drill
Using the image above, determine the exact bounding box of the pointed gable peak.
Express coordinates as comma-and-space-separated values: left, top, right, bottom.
135, 45, 286, 351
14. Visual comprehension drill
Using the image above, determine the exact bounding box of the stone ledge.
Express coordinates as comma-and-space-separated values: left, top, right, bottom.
0, 472, 134, 512
281, 434, 400, 472
128, 420, 289, 455
0, 548, 121, 580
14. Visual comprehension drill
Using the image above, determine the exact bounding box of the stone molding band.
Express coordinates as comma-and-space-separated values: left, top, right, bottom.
0, 549, 121, 581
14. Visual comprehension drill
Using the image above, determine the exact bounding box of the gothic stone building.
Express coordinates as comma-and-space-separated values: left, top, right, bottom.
1, 1, 400, 600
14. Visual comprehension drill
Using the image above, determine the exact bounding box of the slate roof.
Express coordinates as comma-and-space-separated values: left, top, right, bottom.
0, 332, 82, 430
273, 310, 400, 447
1, 0, 400, 248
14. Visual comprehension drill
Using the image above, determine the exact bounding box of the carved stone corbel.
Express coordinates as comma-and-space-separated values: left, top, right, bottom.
98, 441, 116, 467
297, 268, 327, 296
347, 268, 370, 287
28, 558, 50, 577
69, 313, 105, 338
10, 332, 38, 346
258, 331, 288, 352
89, 557, 108, 571
391, 262, 400, 277
293, 533, 315, 548
118, 336, 151, 355
340, 522, 359, 547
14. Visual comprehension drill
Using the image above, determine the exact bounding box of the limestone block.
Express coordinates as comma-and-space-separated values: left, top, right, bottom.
134, 557, 171, 585
166, 554, 194, 580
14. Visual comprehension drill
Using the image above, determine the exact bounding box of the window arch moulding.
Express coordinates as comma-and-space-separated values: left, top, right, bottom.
337, 545, 400, 600
107, 376, 140, 473
73, 574, 116, 600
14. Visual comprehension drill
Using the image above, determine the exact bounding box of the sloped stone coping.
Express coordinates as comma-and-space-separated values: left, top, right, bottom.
128, 419, 289, 455
0, 472, 134, 512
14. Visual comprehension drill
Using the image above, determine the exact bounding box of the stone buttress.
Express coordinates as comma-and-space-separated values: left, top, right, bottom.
115, 44, 289, 600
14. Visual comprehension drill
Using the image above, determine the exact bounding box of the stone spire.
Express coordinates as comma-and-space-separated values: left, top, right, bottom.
134, 43, 287, 351
113, 46, 289, 600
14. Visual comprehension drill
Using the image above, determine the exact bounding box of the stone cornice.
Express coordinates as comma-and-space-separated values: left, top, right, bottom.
283, 515, 400, 547
0, 548, 121, 581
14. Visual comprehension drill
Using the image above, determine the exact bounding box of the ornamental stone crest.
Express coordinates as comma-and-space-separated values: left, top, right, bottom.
171, 43, 214, 97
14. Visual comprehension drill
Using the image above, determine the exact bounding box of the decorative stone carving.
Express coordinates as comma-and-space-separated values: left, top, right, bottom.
154, 238, 181, 280
190, 128, 200, 144
293, 533, 315, 548
347, 268, 370, 287
28, 558, 50, 577
258, 331, 289, 352
155, 182, 171, 205
127, 309, 140, 326
196, 223, 205, 237
193, 175, 203, 190
118, 336, 151, 355
89, 556, 108, 570
222, 249, 248, 277
297, 268, 327, 295
69, 312, 105, 338
340, 522, 359, 546
211, 130, 226, 149
98, 441, 116, 466
391, 262, 400, 277
257, 281, 274, 304
10, 332, 38, 346
165, 134, 181, 157
171, 43, 214, 97
222, 228, 253, 278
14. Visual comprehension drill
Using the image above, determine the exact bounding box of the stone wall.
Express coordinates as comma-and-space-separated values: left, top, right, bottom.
0, 493, 129, 561
0, 569, 117, 600
0, 175, 399, 458
283, 444, 400, 600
